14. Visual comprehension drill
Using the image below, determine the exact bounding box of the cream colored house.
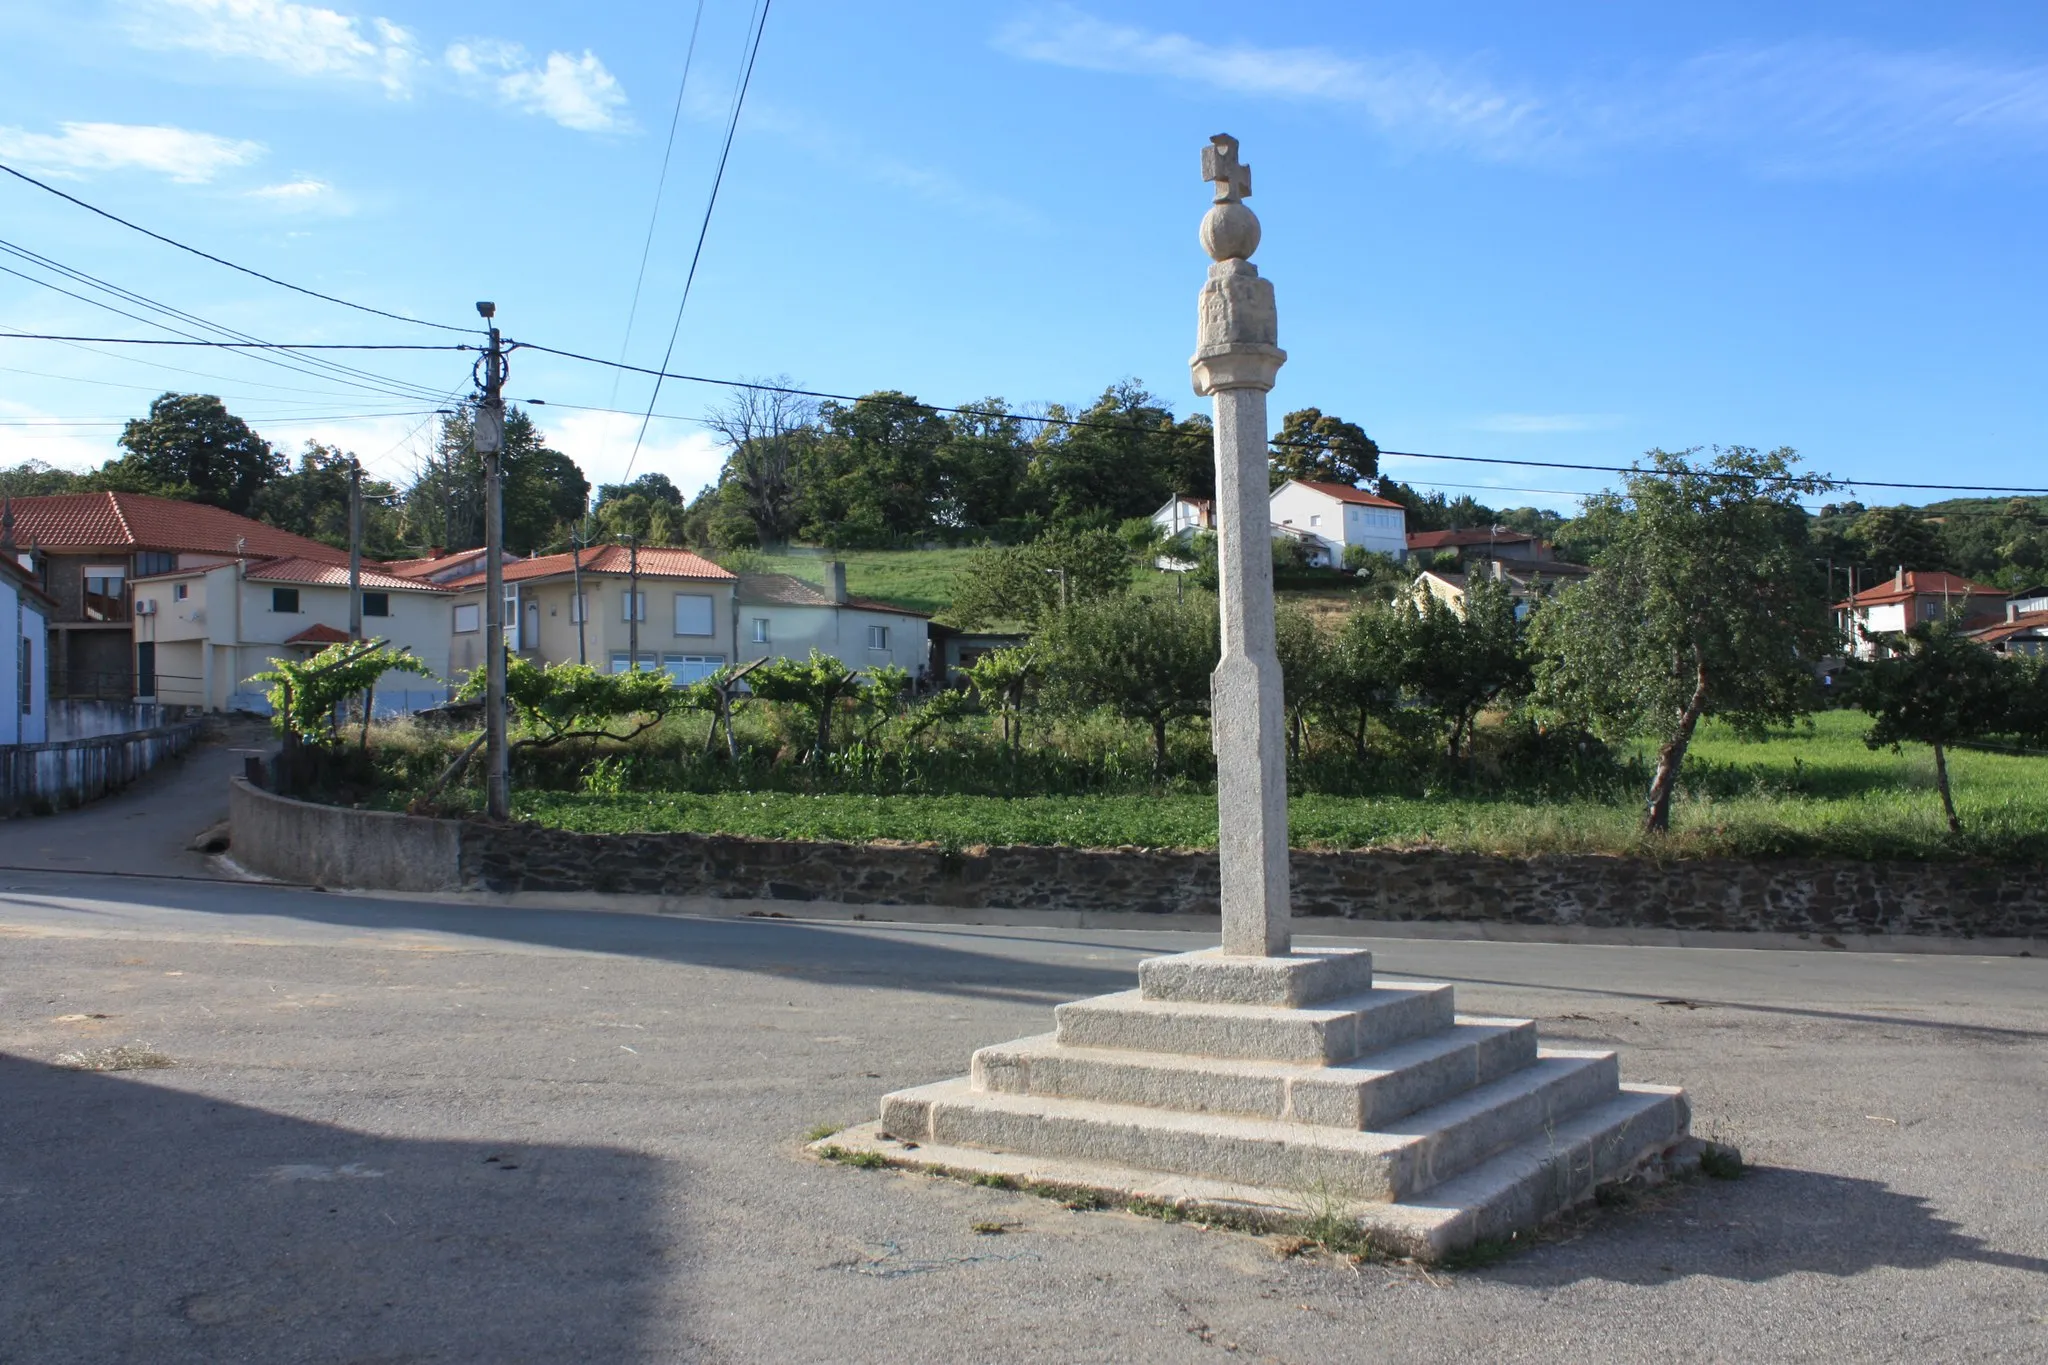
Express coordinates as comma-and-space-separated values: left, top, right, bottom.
131, 556, 454, 713
445, 544, 738, 683
736, 565, 932, 679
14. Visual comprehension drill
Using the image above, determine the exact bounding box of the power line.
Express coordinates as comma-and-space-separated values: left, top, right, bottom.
620, 0, 772, 484
509, 342, 2048, 497
0, 327, 455, 402
0, 334, 467, 351
598, 0, 709, 467
0, 159, 473, 334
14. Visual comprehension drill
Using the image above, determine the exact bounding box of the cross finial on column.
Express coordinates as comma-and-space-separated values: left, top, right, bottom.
1202, 133, 1250, 204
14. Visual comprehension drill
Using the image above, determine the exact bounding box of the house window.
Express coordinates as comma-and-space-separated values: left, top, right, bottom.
270, 587, 300, 614
362, 591, 390, 617
866, 624, 890, 650
83, 566, 126, 622
134, 551, 175, 578
172, 583, 189, 602
622, 591, 647, 622
674, 593, 714, 636
608, 651, 659, 674
569, 592, 588, 624
661, 654, 724, 684
453, 604, 481, 633
1309, 514, 1322, 527
751, 617, 770, 644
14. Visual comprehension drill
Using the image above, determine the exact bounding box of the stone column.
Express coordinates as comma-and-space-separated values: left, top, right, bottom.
1189, 134, 1290, 958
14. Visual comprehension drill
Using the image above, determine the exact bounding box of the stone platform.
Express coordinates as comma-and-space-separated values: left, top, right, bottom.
818, 948, 1699, 1260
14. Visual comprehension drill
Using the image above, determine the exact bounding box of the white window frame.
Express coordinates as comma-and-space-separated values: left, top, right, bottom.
569, 592, 588, 624
172, 582, 189, 601
660, 653, 725, 684
608, 650, 659, 674
622, 591, 647, 622
453, 603, 481, 634
751, 617, 770, 644
673, 593, 715, 637
866, 624, 890, 651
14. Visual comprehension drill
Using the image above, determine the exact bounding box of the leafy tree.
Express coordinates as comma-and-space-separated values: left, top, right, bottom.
962, 646, 1037, 750
749, 649, 866, 760
1323, 604, 1406, 763
705, 380, 813, 546
113, 393, 283, 513
947, 525, 1134, 627
596, 472, 684, 507
1274, 605, 1331, 760
0, 459, 93, 496
1269, 408, 1378, 489
1026, 382, 1186, 524
799, 391, 949, 546
934, 399, 1035, 532
1398, 574, 1530, 760
1850, 617, 2020, 833
1848, 506, 1948, 575
1039, 591, 1218, 775
247, 443, 404, 556
456, 656, 683, 748
251, 641, 432, 748
1531, 446, 1833, 833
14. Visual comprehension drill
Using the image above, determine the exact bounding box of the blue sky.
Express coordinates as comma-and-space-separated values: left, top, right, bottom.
1, 1, 2045, 513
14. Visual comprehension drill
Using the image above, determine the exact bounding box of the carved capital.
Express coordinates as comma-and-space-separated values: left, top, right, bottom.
1190, 343, 1286, 395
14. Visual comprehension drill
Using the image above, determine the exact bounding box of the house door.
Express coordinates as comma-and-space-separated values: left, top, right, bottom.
135, 641, 156, 699
522, 601, 540, 652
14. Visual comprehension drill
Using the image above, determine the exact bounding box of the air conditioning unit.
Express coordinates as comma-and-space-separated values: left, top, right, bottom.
135, 599, 157, 615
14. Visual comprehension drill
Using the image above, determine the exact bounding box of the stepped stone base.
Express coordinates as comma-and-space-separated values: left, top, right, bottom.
819, 947, 1699, 1260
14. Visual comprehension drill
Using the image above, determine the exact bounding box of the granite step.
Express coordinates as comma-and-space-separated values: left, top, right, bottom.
973, 1017, 1539, 1130
882, 1050, 1617, 1203
1053, 982, 1456, 1066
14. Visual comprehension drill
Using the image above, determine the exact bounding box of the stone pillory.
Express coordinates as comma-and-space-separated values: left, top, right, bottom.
821, 135, 1706, 1261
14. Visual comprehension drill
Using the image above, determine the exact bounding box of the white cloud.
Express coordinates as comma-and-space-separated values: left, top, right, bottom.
0, 121, 263, 182
124, 0, 419, 96
247, 176, 331, 200
997, 5, 2048, 174
996, 4, 1550, 160
1471, 413, 1625, 434
447, 42, 630, 132
543, 410, 725, 500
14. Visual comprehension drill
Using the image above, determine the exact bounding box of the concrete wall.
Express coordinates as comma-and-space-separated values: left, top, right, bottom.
228, 778, 464, 891
226, 786, 2048, 942
47, 700, 168, 741
1, 719, 202, 816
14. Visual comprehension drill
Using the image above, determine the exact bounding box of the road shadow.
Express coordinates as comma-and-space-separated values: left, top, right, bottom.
0, 1052, 673, 1365
1484, 1164, 2048, 1288
0, 875, 1140, 1006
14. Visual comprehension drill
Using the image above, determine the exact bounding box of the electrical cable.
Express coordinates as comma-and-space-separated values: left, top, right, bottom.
619, 0, 772, 484
0, 158, 472, 333
0, 334, 467, 351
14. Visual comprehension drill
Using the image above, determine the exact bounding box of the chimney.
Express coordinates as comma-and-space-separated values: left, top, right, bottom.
827, 560, 848, 605
2011, 601, 2020, 624
1895, 566, 1906, 591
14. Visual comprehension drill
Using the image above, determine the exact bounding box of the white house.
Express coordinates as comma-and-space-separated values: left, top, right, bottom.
131, 556, 455, 714
736, 565, 933, 679
1267, 480, 1408, 566
1150, 495, 1215, 541
0, 550, 52, 744
1834, 569, 2008, 660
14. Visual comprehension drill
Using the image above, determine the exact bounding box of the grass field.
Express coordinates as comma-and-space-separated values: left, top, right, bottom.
503, 711, 2048, 862
724, 546, 983, 617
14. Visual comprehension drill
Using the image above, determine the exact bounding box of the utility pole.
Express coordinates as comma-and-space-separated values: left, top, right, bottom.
627, 533, 641, 669
571, 522, 588, 666
347, 457, 363, 641
474, 302, 511, 821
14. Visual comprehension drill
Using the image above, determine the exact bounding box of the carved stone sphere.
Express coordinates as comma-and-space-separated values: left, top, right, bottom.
1200, 202, 1261, 262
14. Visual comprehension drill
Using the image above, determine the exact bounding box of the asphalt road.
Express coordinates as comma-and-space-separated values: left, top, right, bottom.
2, 742, 2046, 1362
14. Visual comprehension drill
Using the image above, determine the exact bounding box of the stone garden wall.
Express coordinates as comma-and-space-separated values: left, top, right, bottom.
231, 779, 2048, 942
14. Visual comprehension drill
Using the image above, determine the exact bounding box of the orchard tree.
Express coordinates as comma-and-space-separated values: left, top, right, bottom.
1399, 574, 1530, 761
1039, 591, 1218, 776
1851, 617, 2020, 834
1323, 603, 1407, 764
1532, 446, 1834, 833
114, 393, 283, 513
947, 525, 1133, 627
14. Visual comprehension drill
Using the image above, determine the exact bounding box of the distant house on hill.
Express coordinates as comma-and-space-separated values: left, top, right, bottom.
1410, 560, 1590, 619
384, 547, 520, 586
1267, 480, 1408, 566
1405, 526, 1556, 569
6, 491, 350, 701
1151, 496, 1214, 540
1965, 604, 2048, 659
1835, 569, 2007, 659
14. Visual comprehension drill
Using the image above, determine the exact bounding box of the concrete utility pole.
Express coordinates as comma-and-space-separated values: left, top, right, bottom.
347, 457, 363, 641
474, 302, 511, 821
1189, 133, 1291, 958
571, 524, 588, 666
627, 533, 641, 669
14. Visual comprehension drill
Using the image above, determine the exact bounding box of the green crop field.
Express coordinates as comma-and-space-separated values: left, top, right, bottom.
500, 711, 2048, 862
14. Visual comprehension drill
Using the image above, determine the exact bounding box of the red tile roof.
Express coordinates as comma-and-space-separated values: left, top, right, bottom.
284, 622, 353, 646
1965, 609, 2048, 645
243, 557, 453, 592
445, 544, 734, 589
1406, 528, 1544, 551
1835, 571, 2006, 611
7, 492, 351, 564
1288, 480, 1407, 511
383, 548, 503, 580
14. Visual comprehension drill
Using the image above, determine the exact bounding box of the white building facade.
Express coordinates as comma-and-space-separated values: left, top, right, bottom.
1267, 479, 1408, 565
0, 556, 51, 745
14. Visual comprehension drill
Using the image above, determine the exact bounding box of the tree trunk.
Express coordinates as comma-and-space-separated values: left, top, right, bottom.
1151, 715, 1169, 778
1353, 706, 1370, 765
1932, 741, 1962, 835
1643, 655, 1710, 834
816, 695, 832, 761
